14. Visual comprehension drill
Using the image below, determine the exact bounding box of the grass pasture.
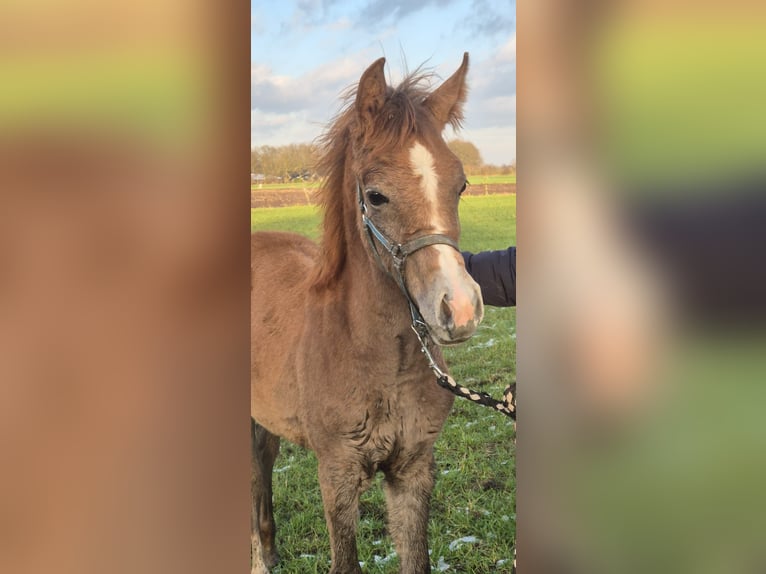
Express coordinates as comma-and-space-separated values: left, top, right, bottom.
251, 195, 516, 573
465, 173, 516, 186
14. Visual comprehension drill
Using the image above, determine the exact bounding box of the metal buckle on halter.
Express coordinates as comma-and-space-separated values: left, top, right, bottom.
391, 245, 405, 270
357, 181, 367, 212
410, 317, 430, 343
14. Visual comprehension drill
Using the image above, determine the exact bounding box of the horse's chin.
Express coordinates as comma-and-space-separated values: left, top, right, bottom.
429, 330, 474, 347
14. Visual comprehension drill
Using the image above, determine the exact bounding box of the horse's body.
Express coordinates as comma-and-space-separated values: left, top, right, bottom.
251, 53, 482, 574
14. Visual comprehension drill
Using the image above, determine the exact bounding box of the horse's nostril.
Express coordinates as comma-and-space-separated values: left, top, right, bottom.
440, 295, 453, 328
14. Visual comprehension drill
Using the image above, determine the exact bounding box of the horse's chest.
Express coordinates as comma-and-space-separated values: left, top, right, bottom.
352, 396, 445, 468
363, 425, 400, 466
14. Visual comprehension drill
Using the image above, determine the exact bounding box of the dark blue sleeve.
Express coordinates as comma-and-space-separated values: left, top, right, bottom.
462, 247, 516, 307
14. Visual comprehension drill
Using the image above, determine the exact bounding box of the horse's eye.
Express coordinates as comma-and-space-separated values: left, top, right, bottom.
459, 180, 469, 196
367, 190, 389, 206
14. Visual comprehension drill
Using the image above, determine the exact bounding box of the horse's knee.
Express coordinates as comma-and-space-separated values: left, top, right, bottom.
385, 456, 435, 491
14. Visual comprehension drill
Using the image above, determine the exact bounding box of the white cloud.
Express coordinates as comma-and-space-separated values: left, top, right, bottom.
252, 56, 360, 118
460, 33, 516, 144
251, 53, 377, 146
462, 125, 516, 166
251, 42, 516, 164
497, 32, 516, 64
329, 17, 352, 31
251, 109, 318, 146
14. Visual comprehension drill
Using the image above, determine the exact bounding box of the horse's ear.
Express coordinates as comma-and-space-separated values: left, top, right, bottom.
355, 57, 387, 134
425, 52, 469, 130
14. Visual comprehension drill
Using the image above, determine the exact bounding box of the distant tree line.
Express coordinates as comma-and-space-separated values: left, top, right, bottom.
251, 140, 514, 182
251, 143, 318, 182
446, 140, 516, 176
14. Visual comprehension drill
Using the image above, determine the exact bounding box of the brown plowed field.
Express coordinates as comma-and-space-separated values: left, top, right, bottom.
251, 183, 515, 208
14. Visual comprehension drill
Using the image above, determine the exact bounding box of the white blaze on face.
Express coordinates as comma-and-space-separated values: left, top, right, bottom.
409, 141, 444, 231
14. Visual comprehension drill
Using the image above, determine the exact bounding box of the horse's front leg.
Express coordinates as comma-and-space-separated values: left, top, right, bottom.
251, 419, 281, 573
383, 452, 436, 574
317, 456, 365, 574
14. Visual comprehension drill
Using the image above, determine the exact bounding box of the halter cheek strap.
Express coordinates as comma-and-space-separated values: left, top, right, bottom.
357, 181, 458, 271
356, 180, 516, 420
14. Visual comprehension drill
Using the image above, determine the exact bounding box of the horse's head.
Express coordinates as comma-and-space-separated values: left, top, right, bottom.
349, 53, 483, 345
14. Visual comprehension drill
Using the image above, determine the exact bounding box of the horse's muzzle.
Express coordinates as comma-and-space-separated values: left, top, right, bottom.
431, 283, 483, 344
438, 289, 483, 343
410, 246, 484, 345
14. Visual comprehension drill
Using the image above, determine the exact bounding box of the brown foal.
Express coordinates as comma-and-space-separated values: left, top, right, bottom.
251, 53, 482, 574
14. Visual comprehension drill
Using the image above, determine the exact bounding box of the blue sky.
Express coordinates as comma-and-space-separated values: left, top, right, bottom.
251, 0, 516, 165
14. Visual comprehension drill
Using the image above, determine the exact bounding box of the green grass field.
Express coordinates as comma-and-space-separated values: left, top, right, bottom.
465, 173, 516, 186
251, 173, 515, 191
252, 195, 516, 573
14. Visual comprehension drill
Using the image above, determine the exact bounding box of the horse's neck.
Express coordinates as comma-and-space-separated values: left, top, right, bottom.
337, 195, 414, 342
345, 240, 412, 329
312, 166, 417, 346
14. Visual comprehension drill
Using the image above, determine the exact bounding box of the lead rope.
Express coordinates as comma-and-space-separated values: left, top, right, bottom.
409, 308, 516, 420
357, 181, 516, 420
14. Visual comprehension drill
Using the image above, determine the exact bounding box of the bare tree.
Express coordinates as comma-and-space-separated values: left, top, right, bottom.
447, 139, 483, 173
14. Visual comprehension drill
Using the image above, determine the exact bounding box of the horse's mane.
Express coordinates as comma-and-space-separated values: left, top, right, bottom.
311, 70, 437, 291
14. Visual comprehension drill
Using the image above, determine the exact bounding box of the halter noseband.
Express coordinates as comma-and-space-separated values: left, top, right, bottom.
356, 180, 516, 419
